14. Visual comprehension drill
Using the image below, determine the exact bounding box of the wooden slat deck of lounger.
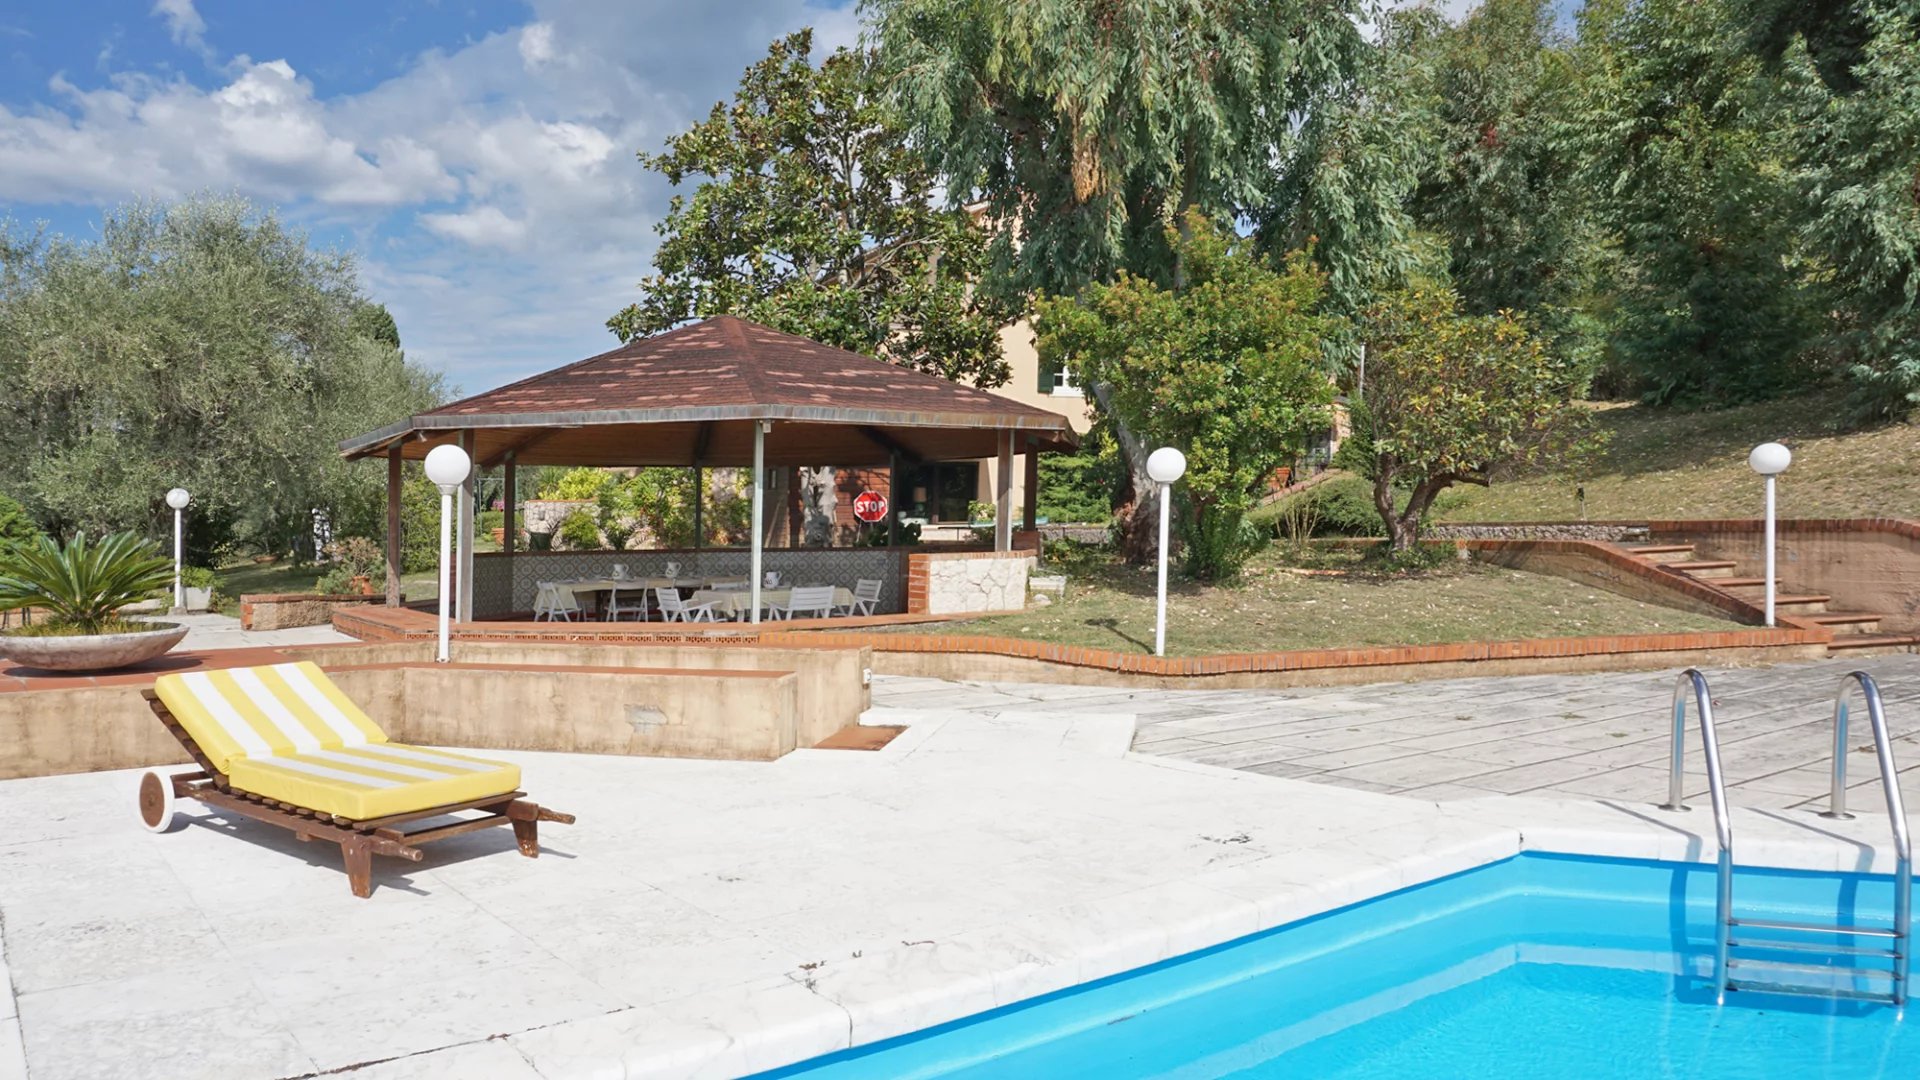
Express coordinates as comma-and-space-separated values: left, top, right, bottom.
138, 688, 575, 897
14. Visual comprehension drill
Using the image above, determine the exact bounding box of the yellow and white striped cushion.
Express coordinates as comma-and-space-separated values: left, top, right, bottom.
154, 661, 520, 819
226, 742, 520, 820
154, 661, 387, 772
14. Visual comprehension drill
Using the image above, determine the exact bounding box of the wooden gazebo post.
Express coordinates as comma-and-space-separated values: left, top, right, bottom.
384, 446, 403, 606
749, 421, 768, 623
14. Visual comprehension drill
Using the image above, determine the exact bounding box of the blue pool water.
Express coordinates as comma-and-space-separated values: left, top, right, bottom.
762, 855, 1920, 1078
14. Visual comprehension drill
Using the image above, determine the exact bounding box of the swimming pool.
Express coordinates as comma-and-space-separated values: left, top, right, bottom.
759, 854, 1919, 1077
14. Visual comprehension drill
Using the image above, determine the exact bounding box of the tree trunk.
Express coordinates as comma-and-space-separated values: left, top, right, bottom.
798, 466, 837, 546
1090, 379, 1160, 563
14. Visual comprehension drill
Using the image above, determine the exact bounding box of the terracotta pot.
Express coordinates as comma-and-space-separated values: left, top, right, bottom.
350, 574, 374, 595
252, 554, 278, 564
491, 528, 506, 545
0, 623, 189, 673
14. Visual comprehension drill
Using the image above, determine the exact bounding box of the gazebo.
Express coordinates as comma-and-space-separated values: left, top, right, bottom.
340, 316, 1078, 621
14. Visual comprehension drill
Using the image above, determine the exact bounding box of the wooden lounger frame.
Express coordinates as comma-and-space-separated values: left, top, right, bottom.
140, 690, 575, 898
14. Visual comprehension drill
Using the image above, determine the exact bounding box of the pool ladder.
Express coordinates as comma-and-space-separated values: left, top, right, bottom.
1664, 669, 1912, 1006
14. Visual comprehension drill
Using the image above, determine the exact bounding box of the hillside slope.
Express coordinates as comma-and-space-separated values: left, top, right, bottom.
1437, 393, 1920, 522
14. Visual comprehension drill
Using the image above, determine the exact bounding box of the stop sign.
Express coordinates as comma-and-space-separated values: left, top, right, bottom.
853, 490, 888, 523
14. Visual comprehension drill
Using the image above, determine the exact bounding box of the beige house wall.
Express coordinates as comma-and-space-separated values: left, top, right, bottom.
970, 319, 1096, 523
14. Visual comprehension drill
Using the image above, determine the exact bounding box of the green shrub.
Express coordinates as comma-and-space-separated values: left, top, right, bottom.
181, 565, 218, 589
539, 467, 614, 501
0, 494, 38, 550
0, 532, 175, 634
1290, 474, 1382, 534
558, 509, 601, 550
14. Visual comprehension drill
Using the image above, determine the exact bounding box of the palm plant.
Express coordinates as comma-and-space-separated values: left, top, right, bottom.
0, 532, 176, 634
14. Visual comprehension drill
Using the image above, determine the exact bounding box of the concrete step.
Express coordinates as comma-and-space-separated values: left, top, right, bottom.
1807, 612, 1884, 635
1827, 633, 1920, 655
1627, 543, 1697, 558
1774, 594, 1832, 614
1661, 560, 1740, 579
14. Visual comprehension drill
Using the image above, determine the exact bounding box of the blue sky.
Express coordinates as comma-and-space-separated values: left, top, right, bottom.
0, 0, 860, 395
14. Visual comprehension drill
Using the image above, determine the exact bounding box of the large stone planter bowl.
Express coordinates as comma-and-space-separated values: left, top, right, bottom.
0, 623, 189, 672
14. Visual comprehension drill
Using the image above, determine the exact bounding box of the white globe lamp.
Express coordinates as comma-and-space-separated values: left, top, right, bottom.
164, 488, 190, 611
1146, 446, 1187, 657
1747, 442, 1791, 626
423, 444, 471, 661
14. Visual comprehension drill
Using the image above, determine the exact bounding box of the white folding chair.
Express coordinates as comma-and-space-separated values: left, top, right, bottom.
604, 585, 646, 622
533, 582, 581, 622
838, 578, 882, 617
771, 585, 837, 621
656, 587, 721, 623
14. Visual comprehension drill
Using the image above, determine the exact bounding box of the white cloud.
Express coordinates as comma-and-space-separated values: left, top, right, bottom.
519, 22, 557, 70
0, 0, 867, 392
150, 0, 212, 59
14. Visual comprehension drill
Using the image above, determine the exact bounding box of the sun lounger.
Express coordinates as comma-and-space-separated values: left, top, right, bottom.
137, 661, 574, 898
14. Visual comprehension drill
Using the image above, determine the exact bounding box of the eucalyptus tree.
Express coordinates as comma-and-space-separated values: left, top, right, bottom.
869, 0, 1395, 556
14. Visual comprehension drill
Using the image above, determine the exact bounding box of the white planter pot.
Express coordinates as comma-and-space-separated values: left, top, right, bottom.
0, 622, 189, 672
182, 586, 213, 612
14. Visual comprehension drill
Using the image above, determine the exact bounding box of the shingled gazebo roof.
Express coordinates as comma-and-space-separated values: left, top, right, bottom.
340, 316, 1076, 468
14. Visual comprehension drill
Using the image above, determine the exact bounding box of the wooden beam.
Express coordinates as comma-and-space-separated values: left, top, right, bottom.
478, 427, 563, 469
385, 447, 403, 607
995, 430, 1013, 551
857, 425, 920, 464
503, 454, 518, 555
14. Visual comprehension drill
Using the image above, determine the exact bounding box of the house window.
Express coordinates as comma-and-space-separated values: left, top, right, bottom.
1050, 367, 1083, 397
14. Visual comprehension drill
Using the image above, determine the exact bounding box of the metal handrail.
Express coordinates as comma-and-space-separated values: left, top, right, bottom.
1662, 670, 1735, 1000
1828, 671, 1912, 1001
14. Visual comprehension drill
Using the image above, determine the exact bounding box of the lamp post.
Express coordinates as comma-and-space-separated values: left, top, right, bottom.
1747, 442, 1791, 627
424, 444, 472, 662
165, 488, 190, 612
1146, 447, 1187, 657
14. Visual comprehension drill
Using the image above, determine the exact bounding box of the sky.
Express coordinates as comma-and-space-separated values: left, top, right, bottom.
0, 0, 861, 396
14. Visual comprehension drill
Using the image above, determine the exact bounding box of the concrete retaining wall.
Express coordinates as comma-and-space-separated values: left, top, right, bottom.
0, 637, 868, 780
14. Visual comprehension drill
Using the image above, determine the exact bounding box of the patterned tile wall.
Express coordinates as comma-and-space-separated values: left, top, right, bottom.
470, 547, 912, 618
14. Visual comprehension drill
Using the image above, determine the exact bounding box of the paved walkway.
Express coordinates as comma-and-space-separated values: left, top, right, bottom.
873, 654, 1920, 812
137, 611, 355, 651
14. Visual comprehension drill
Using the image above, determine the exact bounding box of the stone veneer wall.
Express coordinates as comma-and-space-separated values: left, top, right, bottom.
239, 593, 382, 630
906, 550, 1036, 615
1428, 522, 1651, 542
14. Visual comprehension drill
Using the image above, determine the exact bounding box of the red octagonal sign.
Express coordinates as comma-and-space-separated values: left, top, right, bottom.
853, 490, 888, 523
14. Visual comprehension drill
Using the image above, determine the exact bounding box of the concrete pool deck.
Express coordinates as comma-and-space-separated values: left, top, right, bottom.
1, 678, 1914, 1079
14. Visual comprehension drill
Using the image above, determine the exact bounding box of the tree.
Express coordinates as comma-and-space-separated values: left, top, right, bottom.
609, 30, 1016, 545
1035, 215, 1335, 580
1770, 0, 1920, 419
871, 0, 1397, 558
1352, 287, 1596, 550
1400, 1, 1601, 346
0, 196, 443, 560
1562, 0, 1817, 405
607, 30, 1012, 386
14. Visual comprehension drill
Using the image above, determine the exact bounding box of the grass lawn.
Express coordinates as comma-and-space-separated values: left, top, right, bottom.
1437, 391, 1920, 523
890, 548, 1738, 657
212, 560, 438, 615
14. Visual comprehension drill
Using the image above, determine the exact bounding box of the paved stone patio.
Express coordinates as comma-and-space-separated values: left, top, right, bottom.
137, 611, 356, 651
873, 654, 1920, 813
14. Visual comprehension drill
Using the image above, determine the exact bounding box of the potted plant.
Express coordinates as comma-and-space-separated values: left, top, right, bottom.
0, 532, 186, 672
180, 565, 218, 612
318, 537, 386, 596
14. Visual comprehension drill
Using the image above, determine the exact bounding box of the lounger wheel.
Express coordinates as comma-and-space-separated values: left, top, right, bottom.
137, 769, 179, 833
